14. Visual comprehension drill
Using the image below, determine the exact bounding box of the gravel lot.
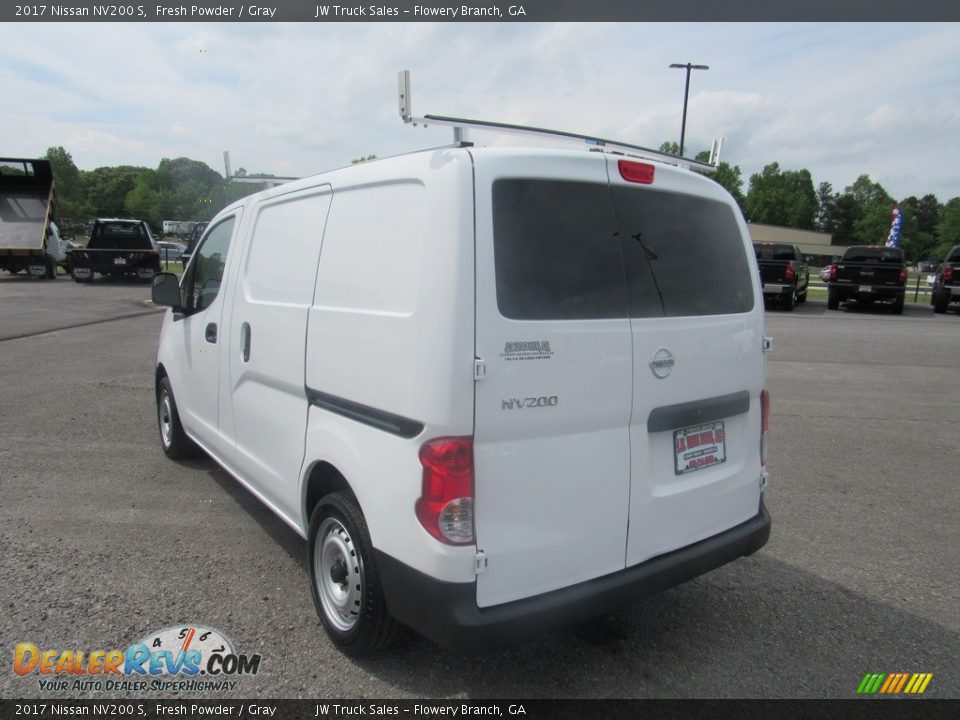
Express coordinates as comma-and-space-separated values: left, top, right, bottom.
1, 276, 957, 699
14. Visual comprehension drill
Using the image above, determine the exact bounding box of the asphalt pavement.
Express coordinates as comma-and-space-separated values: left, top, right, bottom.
0, 276, 957, 699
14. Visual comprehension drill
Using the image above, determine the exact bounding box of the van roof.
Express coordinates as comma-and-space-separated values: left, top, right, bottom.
219, 145, 728, 216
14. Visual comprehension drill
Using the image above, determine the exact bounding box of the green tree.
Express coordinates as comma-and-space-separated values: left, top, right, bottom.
709, 162, 746, 210
45, 146, 80, 199
744, 162, 818, 229
845, 175, 895, 246
897, 195, 941, 262
44, 146, 93, 230
156, 157, 224, 218
658, 141, 681, 155
80, 165, 151, 217
934, 198, 960, 259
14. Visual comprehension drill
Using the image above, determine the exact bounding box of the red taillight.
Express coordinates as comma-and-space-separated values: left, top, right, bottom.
618, 159, 655, 184
760, 389, 770, 469
945, 266, 954, 283
416, 437, 474, 545
828, 265, 838, 281
898, 267, 907, 284
785, 264, 795, 281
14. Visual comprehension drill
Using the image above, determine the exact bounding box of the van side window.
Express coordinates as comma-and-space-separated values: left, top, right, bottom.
183, 216, 235, 313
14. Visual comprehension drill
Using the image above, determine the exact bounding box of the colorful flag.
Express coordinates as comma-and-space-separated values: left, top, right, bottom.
886, 205, 902, 248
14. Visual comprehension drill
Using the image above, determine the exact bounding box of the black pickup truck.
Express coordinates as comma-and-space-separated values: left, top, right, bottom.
68, 218, 161, 283
931, 245, 960, 314
753, 242, 809, 311
826, 245, 907, 313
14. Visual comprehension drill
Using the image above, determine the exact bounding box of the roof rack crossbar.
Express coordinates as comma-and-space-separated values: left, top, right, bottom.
397, 70, 717, 173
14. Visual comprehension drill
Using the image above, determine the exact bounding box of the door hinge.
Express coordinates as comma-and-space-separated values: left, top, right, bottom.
474, 359, 486, 381
761, 336, 773, 353
474, 550, 487, 574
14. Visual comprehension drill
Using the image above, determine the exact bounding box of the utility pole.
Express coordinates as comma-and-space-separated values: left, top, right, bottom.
669, 63, 709, 157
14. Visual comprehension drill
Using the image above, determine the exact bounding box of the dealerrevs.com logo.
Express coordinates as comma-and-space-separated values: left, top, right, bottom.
13, 624, 261, 693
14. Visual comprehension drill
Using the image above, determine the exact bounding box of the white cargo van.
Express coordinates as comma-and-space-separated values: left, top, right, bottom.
152, 145, 771, 656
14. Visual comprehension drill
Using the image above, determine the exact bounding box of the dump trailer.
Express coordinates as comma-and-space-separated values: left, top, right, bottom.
0, 158, 60, 279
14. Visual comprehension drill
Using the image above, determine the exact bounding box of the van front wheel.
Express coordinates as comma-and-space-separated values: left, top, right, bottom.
309, 492, 397, 656
157, 377, 198, 460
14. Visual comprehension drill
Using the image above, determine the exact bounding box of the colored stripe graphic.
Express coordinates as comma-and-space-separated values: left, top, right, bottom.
857, 672, 932, 695
861, 673, 886, 694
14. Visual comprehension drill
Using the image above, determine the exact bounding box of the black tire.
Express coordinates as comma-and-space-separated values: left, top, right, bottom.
797, 289, 807, 304
156, 376, 199, 460
933, 290, 948, 314
308, 492, 398, 657
827, 290, 839, 310
891, 296, 905, 315
782, 291, 795, 311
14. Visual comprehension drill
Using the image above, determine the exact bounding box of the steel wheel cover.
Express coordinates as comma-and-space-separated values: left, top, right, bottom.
158, 392, 173, 449
315, 517, 363, 632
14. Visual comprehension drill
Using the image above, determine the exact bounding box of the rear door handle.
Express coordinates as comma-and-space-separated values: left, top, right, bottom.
205, 323, 217, 343
240, 322, 251, 362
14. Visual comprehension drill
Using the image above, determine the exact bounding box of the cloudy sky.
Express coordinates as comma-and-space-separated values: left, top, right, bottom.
2, 22, 958, 201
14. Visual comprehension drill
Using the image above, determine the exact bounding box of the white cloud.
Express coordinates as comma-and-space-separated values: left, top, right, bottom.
0, 21, 957, 200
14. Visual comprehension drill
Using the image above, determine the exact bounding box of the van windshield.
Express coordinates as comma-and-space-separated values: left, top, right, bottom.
492, 179, 754, 320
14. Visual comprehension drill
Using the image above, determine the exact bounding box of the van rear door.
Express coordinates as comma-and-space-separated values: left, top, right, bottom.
472, 152, 765, 608
472, 153, 634, 608
607, 160, 764, 567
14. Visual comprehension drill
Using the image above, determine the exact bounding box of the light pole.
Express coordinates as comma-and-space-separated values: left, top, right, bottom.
669, 63, 709, 157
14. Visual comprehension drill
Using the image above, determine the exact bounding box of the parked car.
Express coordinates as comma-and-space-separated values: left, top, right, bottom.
157, 241, 187, 262
826, 245, 907, 313
57, 238, 81, 273
68, 218, 161, 283
151, 146, 771, 656
819, 265, 834, 282
753, 242, 809, 310
179, 221, 209, 266
930, 245, 960, 314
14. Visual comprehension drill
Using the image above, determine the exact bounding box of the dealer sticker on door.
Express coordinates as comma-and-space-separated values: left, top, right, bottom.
674, 421, 727, 475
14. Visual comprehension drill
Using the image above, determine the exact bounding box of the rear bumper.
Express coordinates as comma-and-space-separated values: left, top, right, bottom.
376, 498, 771, 653
829, 283, 905, 301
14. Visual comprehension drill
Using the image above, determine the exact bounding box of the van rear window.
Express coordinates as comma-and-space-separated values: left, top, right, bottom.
492, 179, 753, 320
492, 180, 627, 320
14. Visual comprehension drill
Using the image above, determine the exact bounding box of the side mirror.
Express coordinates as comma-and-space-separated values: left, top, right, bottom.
152, 272, 182, 313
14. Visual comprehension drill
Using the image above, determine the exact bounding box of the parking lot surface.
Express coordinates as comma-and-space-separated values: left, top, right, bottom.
1, 276, 957, 699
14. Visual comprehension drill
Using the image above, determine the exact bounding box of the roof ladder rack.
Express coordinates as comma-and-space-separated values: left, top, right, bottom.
397, 70, 720, 172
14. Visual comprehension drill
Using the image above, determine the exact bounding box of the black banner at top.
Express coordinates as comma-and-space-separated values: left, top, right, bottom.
3, 0, 959, 22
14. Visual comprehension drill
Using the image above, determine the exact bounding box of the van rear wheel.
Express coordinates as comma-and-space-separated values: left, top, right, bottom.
309, 492, 398, 656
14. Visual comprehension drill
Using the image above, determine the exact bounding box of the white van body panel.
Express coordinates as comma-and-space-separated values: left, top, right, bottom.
226, 185, 333, 524
154, 144, 770, 650
603, 162, 767, 567
471, 150, 634, 607
302, 151, 476, 578
158, 210, 244, 458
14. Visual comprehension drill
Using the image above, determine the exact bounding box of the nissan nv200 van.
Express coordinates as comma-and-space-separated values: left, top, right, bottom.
152, 146, 771, 656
